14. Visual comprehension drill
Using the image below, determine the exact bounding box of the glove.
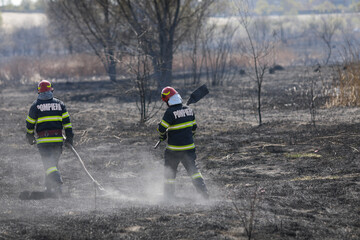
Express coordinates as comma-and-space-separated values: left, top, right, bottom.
159, 133, 167, 142
65, 136, 73, 146
26, 133, 36, 145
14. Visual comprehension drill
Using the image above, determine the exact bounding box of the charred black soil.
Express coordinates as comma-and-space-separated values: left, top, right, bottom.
0, 66, 359, 240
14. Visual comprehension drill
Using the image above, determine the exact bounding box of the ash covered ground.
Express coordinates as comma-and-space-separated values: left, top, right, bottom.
0, 66, 359, 240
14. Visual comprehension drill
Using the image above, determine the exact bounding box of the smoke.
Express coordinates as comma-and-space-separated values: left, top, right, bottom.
9, 142, 217, 212
88, 145, 214, 206
100, 148, 165, 204
0, 142, 216, 221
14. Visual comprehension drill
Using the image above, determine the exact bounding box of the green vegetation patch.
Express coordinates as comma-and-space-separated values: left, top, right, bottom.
291, 175, 340, 181
285, 152, 322, 159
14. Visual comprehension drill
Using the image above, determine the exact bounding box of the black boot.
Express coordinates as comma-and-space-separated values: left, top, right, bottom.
164, 183, 175, 201
45, 171, 63, 198
192, 178, 209, 200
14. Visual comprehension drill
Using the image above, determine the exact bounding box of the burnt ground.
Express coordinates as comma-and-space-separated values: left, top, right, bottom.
0, 66, 359, 240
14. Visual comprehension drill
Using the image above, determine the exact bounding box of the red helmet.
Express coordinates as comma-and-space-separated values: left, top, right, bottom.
38, 80, 53, 93
161, 86, 177, 102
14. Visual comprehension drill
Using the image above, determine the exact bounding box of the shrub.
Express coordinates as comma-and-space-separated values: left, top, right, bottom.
328, 62, 360, 106
38, 54, 106, 80
0, 57, 37, 86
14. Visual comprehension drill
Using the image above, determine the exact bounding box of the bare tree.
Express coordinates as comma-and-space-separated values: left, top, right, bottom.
47, 4, 85, 55
183, 6, 210, 86
127, 49, 160, 124
116, 0, 213, 88
233, 0, 278, 126
202, 21, 237, 86
46, 0, 127, 82
310, 15, 342, 65
232, 185, 264, 240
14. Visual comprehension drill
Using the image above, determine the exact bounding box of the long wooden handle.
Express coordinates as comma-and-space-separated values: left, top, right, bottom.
154, 140, 161, 149
66, 140, 105, 191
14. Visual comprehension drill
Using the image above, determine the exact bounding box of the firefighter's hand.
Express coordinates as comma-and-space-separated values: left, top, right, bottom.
26, 133, 36, 145
159, 134, 167, 142
64, 136, 73, 147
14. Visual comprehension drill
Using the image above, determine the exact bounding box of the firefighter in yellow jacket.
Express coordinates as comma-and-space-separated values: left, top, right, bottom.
25, 80, 74, 197
157, 86, 209, 200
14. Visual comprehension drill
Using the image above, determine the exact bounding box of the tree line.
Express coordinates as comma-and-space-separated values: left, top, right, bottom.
46, 0, 216, 87
0, 0, 45, 12
1, 0, 360, 124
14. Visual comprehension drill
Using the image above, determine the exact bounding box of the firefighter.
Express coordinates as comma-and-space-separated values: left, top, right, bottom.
25, 80, 74, 197
157, 86, 209, 200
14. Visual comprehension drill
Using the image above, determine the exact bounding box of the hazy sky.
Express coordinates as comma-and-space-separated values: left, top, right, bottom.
12, 0, 24, 5
4, 0, 34, 6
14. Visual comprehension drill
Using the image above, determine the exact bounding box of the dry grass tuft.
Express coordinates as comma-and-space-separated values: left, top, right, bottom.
327, 62, 360, 107
0, 54, 106, 86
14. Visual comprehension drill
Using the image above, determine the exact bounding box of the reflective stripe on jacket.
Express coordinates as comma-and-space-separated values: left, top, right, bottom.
26, 97, 73, 145
157, 104, 197, 151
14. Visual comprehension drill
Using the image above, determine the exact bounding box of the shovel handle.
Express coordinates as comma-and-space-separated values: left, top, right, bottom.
63, 134, 106, 191
154, 140, 161, 149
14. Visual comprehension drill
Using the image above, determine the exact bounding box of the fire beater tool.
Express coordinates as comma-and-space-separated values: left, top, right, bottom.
66, 141, 106, 192
19, 135, 107, 200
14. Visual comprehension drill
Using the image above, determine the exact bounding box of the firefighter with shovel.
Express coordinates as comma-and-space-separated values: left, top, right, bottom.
157, 86, 209, 201
24, 80, 74, 199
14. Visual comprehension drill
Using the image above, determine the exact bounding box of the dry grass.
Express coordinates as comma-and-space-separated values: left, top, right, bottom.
327, 62, 360, 106
0, 54, 106, 85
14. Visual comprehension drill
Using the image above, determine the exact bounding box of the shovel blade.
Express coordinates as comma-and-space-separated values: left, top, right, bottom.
186, 84, 209, 105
